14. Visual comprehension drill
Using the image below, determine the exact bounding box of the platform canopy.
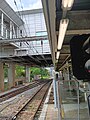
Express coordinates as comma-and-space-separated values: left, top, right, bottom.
42, 0, 90, 70
0, 0, 24, 26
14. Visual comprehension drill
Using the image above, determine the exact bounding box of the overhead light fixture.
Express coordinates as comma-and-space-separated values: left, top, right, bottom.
56, 51, 60, 60
57, 19, 69, 50
62, 0, 74, 10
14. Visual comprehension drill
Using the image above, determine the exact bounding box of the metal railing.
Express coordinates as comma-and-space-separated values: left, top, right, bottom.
59, 78, 90, 120
0, 23, 10, 39
14, 42, 51, 56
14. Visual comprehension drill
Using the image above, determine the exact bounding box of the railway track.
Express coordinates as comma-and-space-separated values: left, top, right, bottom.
0, 80, 46, 103
11, 81, 51, 120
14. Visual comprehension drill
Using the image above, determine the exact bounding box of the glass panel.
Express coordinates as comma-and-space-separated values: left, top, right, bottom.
36, 31, 47, 36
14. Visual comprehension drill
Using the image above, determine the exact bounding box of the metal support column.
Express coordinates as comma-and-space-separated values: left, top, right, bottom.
77, 81, 80, 120
87, 82, 90, 116
0, 62, 4, 91
1, 12, 4, 37
66, 62, 71, 90
75, 80, 80, 120
8, 63, 15, 89
87, 95, 90, 115
56, 80, 62, 120
26, 66, 30, 82
53, 70, 58, 108
10, 21, 12, 39
17, 27, 19, 38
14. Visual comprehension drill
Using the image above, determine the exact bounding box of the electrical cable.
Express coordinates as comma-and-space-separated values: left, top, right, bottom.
19, 0, 31, 37
14, 0, 46, 57
14, 0, 29, 47
18, 0, 32, 46
19, 0, 40, 54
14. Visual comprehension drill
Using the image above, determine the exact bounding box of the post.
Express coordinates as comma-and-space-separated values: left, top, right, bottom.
8, 63, 15, 89
67, 67, 71, 90
77, 81, 80, 120
53, 70, 58, 108
17, 27, 19, 38
75, 80, 80, 120
63, 68, 66, 80
87, 95, 90, 115
26, 66, 30, 82
0, 63, 4, 91
56, 78, 62, 120
87, 82, 90, 116
50, 67, 53, 78
10, 21, 12, 39
6, 29, 7, 39
1, 12, 4, 37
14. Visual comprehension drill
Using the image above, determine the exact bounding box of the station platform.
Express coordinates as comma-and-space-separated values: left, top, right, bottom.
45, 102, 90, 120
39, 81, 90, 120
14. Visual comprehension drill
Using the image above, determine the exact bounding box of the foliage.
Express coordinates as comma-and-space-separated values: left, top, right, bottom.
4, 65, 50, 80
4, 66, 8, 78
15, 65, 25, 78
30, 67, 50, 79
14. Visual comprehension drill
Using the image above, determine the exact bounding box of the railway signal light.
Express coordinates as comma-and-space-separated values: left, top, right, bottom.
70, 34, 90, 80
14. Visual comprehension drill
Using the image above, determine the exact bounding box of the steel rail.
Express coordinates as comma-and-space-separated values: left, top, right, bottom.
12, 81, 51, 120
0, 81, 43, 103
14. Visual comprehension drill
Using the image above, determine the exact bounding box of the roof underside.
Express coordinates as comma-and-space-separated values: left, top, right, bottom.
42, 0, 90, 70
0, 54, 53, 67
0, 0, 24, 26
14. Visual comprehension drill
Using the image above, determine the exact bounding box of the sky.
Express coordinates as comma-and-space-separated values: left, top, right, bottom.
6, 0, 42, 11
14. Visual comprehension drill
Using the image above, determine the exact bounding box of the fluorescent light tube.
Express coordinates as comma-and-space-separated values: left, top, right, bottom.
57, 19, 69, 50
62, 0, 74, 10
56, 51, 60, 60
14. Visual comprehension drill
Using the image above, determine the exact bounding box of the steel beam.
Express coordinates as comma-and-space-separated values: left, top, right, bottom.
0, 35, 48, 43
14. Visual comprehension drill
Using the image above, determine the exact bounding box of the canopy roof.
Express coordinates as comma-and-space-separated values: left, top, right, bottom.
0, 0, 24, 26
42, 0, 90, 70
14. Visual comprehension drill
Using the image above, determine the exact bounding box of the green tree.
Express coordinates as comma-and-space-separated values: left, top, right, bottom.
16, 65, 25, 78
4, 66, 8, 78
30, 67, 50, 80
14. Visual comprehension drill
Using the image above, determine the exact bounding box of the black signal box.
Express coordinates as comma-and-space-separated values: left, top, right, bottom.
70, 34, 90, 80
